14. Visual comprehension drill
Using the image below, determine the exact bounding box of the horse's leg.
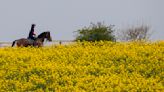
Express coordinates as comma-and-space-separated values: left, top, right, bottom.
17, 42, 21, 47
41, 43, 43, 47
38, 42, 43, 47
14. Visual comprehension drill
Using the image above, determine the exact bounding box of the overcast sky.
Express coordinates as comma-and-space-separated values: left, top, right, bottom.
0, 0, 163, 42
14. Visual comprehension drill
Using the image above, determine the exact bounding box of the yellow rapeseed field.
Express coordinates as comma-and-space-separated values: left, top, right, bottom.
0, 41, 163, 91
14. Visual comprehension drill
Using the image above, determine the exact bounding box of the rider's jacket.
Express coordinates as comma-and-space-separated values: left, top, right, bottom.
28, 24, 36, 40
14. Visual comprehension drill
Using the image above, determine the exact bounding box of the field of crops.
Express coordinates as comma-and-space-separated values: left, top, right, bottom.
0, 41, 163, 91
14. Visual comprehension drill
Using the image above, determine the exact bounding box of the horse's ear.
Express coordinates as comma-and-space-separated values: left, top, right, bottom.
45, 31, 50, 37
47, 31, 50, 35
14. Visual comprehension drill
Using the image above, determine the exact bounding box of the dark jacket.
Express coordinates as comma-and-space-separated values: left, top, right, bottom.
28, 24, 36, 40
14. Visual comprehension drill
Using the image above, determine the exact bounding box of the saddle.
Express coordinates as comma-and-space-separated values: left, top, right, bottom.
27, 38, 35, 45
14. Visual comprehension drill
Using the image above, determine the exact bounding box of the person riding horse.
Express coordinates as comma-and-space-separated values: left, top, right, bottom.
28, 24, 37, 41
12, 31, 52, 47
11, 24, 52, 47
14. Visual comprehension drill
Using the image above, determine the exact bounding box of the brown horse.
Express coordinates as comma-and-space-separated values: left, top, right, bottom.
12, 31, 52, 47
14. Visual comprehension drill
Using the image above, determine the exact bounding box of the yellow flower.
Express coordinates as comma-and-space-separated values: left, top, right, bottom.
0, 41, 163, 91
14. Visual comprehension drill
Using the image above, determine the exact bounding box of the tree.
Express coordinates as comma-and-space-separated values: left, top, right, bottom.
75, 22, 116, 42
119, 25, 151, 41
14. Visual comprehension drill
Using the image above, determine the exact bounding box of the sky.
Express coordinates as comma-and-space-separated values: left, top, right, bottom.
0, 0, 164, 42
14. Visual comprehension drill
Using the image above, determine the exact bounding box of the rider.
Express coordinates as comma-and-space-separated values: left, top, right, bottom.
28, 24, 36, 40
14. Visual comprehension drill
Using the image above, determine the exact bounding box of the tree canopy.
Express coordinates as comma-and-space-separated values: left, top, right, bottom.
75, 22, 116, 42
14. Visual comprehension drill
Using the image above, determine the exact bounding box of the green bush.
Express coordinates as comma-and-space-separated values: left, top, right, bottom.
75, 22, 116, 42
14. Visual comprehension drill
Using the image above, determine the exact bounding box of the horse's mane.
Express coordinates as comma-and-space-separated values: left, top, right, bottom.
37, 31, 50, 38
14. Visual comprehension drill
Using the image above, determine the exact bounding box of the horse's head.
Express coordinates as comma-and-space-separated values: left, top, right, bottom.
45, 31, 52, 41
37, 31, 52, 42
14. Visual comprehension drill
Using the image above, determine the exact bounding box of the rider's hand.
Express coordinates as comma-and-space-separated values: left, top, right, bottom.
33, 34, 37, 38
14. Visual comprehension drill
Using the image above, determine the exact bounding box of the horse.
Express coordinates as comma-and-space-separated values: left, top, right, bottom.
11, 31, 52, 47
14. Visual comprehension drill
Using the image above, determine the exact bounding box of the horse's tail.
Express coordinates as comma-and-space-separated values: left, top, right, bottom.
11, 40, 16, 47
